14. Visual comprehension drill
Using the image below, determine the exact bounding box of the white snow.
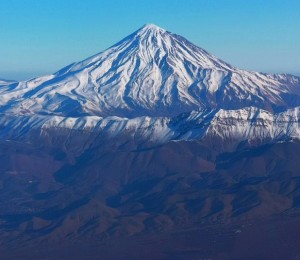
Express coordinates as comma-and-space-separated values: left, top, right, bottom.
0, 24, 300, 145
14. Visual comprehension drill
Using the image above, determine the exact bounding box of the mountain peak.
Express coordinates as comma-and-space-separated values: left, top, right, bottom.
140, 23, 165, 32
136, 23, 166, 38
71, 23, 232, 74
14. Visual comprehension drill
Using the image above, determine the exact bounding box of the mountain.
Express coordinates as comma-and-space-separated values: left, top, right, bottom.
1, 106, 299, 153
1, 24, 300, 259
1, 24, 300, 119
0, 24, 300, 149
1, 131, 300, 259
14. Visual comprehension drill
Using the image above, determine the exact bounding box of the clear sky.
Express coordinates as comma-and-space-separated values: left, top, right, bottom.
0, 0, 299, 80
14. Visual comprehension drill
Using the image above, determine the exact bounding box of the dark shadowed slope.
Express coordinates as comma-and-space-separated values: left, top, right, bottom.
1, 134, 300, 258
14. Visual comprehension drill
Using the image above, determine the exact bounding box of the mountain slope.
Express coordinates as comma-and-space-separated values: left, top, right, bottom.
0, 24, 300, 119
1, 106, 299, 153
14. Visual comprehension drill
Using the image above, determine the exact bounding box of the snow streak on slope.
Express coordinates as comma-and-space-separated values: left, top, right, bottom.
0, 107, 299, 151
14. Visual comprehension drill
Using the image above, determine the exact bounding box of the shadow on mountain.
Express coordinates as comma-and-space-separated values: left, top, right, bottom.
0, 133, 300, 258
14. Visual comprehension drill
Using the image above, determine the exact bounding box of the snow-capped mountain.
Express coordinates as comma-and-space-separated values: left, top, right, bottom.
2, 25, 300, 251
1, 106, 299, 152
0, 24, 300, 147
1, 24, 300, 118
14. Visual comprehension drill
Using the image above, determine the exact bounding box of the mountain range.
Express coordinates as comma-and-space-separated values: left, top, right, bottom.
1, 24, 300, 149
1, 24, 300, 259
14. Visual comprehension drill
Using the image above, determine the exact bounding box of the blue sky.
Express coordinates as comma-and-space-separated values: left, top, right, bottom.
0, 0, 299, 80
